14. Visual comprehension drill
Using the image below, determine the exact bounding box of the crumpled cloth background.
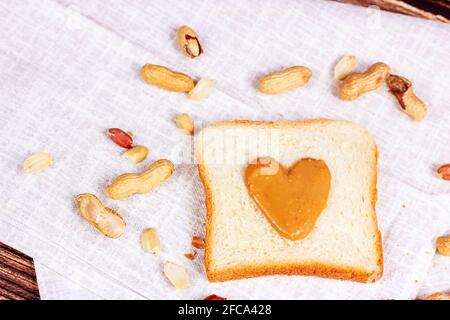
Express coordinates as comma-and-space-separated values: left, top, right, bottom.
0, 0, 449, 300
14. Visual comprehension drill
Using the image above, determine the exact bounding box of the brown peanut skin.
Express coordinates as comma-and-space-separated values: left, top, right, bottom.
258, 66, 312, 95
386, 74, 427, 121
141, 64, 194, 92
437, 164, 450, 180
338, 62, 391, 101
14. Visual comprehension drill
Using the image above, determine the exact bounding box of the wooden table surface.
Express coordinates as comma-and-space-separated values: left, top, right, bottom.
336, 0, 450, 23
1, 0, 448, 301
0, 242, 40, 300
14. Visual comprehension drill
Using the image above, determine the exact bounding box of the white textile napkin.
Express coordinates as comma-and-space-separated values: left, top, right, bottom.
0, 0, 449, 299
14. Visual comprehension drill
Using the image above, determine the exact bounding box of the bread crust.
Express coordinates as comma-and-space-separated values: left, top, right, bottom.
197, 119, 383, 283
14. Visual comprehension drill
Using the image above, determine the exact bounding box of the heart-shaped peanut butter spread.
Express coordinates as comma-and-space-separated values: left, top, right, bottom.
245, 157, 331, 240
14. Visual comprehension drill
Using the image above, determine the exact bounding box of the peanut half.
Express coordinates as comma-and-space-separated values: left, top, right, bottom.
75, 193, 126, 239
418, 292, 450, 300
258, 66, 312, 95
177, 25, 203, 58
386, 74, 427, 121
338, 62, 391, 101
141, 228, 161, 256
436, 235, 450, 256
334, 55, 357, 80
121, 145, 149, 164
105, 159, 175, 200
188, 77, 214, 100
176, 113, 194, 135
164, 261, 189, 289
22, 152, 53, 174
141, 64, 194, 92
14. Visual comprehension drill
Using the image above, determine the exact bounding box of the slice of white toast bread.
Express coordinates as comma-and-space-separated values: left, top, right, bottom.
196, 119, 383, 283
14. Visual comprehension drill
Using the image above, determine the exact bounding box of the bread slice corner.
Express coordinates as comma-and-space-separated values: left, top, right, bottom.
196, 119, 383, 283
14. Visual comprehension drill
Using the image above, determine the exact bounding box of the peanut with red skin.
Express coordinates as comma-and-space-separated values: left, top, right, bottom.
108, 128, 133, 149
437, 164, 450, 180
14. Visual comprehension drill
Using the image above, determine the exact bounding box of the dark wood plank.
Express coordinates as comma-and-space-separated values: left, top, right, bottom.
336, 0, 450, 23
0, 252, 37, 277
0, 277, 39, 300
0, 287, 25, 300
0, 242, 35, 269
0, 242, 40, 300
